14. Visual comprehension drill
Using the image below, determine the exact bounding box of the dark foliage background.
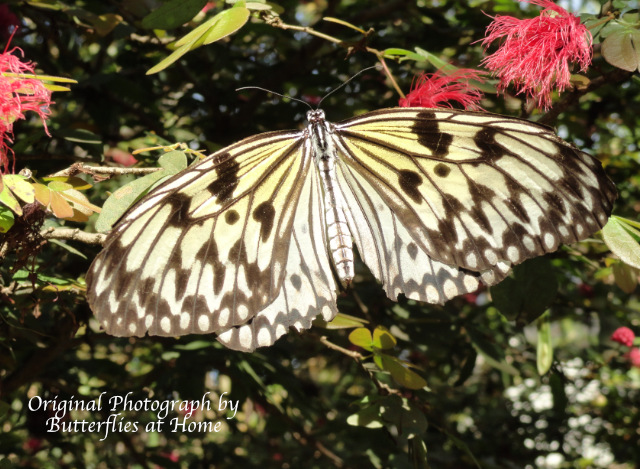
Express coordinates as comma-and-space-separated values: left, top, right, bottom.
1, 0, 639, 468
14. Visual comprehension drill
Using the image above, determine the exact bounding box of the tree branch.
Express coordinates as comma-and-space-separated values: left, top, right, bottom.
49, 163, 161, 178
41, 227, 107, 245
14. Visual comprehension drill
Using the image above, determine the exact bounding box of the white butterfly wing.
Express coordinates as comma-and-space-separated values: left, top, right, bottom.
87, 130, 337, 350
332, 108, 615, 301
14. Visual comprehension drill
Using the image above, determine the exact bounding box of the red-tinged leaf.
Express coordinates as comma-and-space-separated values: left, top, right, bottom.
49, 191, 74, 218
33, 183, 51, 206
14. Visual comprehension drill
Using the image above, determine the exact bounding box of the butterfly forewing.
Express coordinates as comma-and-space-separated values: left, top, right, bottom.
335, 108, 616, 275
87, 129, 320, 342
87, 107, 616, 352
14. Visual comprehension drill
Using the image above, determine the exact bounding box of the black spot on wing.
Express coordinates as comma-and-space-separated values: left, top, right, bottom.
208, 154, 239, 202
225, 209, 240, 225
413, 111, 452, 157
167, 193, 192, 226
398, 170, 423, 204
253, 201, 276, 242
290, 274, 302, 291
434, 163, 451, 177
407, 242, 418, 260
473, 128, 504, 160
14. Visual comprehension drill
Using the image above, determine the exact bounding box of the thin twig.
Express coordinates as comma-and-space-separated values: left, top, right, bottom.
49, 163, 161, 178
319, 335, 363, 359
40, 227, 107, 245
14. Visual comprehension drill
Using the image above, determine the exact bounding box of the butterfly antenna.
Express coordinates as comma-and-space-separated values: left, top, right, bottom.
236, 86, 312, 110
317, 65, 381, 108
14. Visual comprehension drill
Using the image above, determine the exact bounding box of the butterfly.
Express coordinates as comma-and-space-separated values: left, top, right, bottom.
86, 107, 617, 352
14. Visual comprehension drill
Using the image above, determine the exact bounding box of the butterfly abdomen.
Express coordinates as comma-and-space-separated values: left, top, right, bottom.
308, 110, 355, 286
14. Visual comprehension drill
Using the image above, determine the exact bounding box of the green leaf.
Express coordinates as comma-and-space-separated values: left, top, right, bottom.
2, 175, 35, 203
317, 312, 368, 329
57, 128, 102, 145
141, 0, 208, 30
491, 257, 558, 326
201, 6, 250, 45
346, 403, 385, 429
383, 48, 425, 62
48, 180, 73, 192
0, 183, 22, 215
148, 5, 250, 74
48, 239, 88, 259
42, 176, 92, 190
379, 354, 428, 390
536, 311, 553, 376
158, 150, 189, 173
94, 151, 187, 232
602, 216, 640, 269
602, 30, 640, 72
0, 206, 15, 233
348, 328, 373, 351
613, 261, 637, 293
372, 326, 396, 350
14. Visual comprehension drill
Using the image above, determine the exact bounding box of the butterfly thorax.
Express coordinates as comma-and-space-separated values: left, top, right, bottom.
306, 109, 355, 286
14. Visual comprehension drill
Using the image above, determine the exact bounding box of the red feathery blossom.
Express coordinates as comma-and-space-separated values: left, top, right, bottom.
0, 44, 52, 174
399, 68, 485, 110
611, 326, 635, 347
480, 0, 592, 110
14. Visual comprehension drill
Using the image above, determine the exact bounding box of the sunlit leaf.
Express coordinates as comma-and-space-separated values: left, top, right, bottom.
317, 312, 367, 329
379, 354, 428, 390
346, 404, 385, 429
372, 326, 396, 350
602, 216, 640, 269
0, 183, 22, 215
2, 175, 35, 203
49, 191, 74, 218
602, 30, 640, 72
536, 311, 553, 375
0, 206, 15, 233
348, 328, 373, 351
42, 176, 92, 190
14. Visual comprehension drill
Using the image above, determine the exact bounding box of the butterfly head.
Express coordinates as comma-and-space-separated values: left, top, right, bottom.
306, 109, 326, 124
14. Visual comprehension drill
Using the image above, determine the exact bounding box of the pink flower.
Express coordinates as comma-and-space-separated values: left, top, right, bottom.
399, 68, 485, 110
611, 326, 635, 347
629, 348, 640, 368
0, 44, 52, 174
480, 0, 592, 110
